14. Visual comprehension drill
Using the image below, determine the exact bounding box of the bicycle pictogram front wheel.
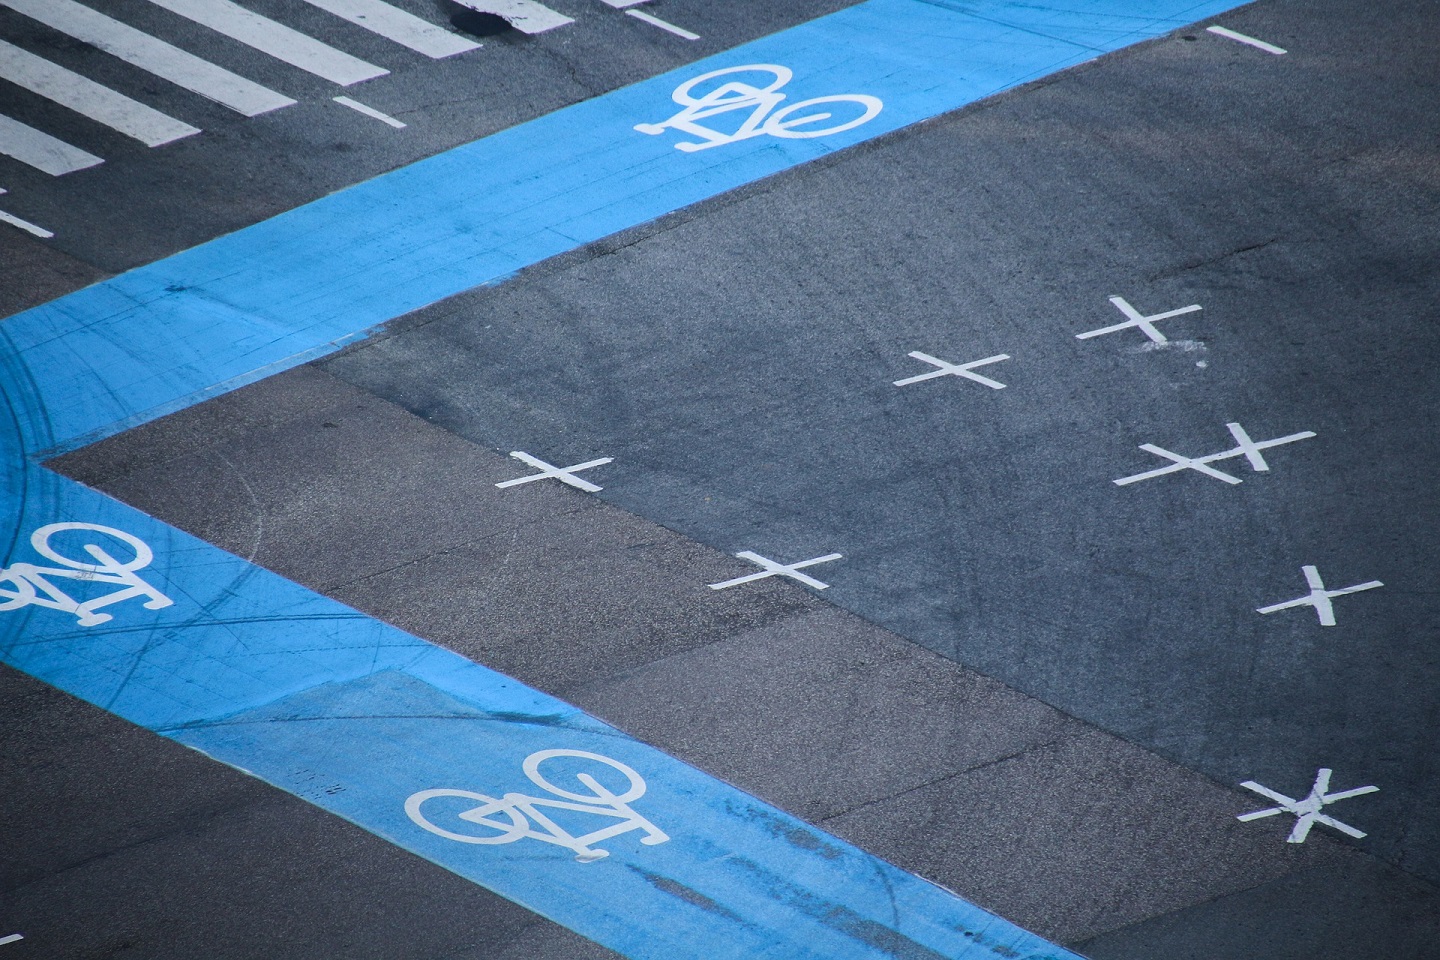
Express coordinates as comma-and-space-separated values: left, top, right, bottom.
405, 788, 529, 844
764, 95, 884, 139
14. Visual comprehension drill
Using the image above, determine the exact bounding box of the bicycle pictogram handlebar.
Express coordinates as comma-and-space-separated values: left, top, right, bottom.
635, 64, 883, 152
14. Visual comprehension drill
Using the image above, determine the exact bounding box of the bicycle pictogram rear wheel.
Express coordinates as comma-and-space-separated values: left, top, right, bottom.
670, 64, 793, 106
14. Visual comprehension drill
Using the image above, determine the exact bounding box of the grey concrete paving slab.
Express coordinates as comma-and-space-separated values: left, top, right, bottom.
60, 366, 560, 584
54, 365, 827, 694
1076, 858, 1440, 960
326, 535, 825, 695
823, 729, 1354, 945
566, 606, 1076, 822
0, 665, 620, 960
55, 365, 382, 493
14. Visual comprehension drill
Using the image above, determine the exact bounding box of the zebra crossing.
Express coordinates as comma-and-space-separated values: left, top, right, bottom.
0, 0, 603, 180
0, 37, 201, 146
298, 0, 480, 56
4, 0, 295, 116
142, 0, 388, 85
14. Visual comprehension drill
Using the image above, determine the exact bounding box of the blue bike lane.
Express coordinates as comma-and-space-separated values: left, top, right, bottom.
1, 2, 1243, 956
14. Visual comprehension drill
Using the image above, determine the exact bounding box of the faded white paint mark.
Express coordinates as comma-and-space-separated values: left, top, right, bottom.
334, 95, 406, 127
144, 0, 387, 85
1207, 25, 1287, 55
626, 9, 698, 40
0, 112, 103, 175
0, 207, 54, 238
1, 0, 294, 116
300, 0, 480, 58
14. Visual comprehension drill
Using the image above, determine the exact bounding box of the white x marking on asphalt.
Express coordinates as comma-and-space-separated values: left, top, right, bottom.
893, 351, 1010, 389
1076, 296, 1202, 344
1237, 768, 1378, 843
1114, 423, 1316, 486
495, 451, 613, 493
708, 551, 843, 591
1256, 565, 1383, 626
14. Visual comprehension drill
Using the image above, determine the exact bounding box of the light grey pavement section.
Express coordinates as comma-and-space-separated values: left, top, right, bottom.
53, 364, 1434, 952
823, 730, 1350, 944
1077, 858, 1440, 960
566, 611, 1362, 945
56, 365, 827, 694
567, 609, 1074, 823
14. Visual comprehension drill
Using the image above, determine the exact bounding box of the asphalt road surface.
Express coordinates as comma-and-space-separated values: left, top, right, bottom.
4, 0, 1438, 958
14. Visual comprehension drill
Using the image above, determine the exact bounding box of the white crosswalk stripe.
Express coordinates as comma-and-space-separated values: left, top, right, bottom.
1, 0, 295, 117
0, 112, 104, 175
143, 0, 388, 85
0, 38, 199, 146
299, 0, 481, 58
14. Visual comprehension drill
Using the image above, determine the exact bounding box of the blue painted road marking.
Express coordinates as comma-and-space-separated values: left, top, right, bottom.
2, 1, 1246, 956
6, 0, 1243, 457
2, 481, 1082, 960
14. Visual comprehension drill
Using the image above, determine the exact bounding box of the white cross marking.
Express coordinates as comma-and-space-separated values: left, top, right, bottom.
1076, 296, 1202, 344
1257, 565, 1383, 627
1132, 443, 1244, 485
1224, 421, 1277, 471
893, 351, 1010, 390
1237, 768, 1378, 843
495, 451, 612, 493
0, 935, 22, 946
708, 551, 842, 591
1114, 422, 1316, 486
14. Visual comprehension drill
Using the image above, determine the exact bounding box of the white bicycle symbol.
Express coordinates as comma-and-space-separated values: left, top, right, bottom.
0, 522, 173, 627
405, 749, 670, 862
635, 64, 883, 152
